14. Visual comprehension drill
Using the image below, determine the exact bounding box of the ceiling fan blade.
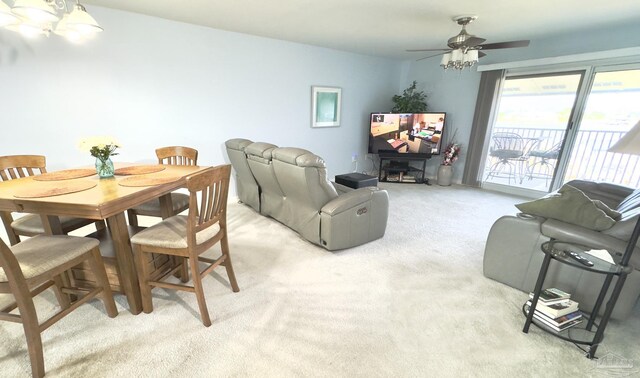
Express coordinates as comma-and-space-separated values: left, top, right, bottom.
406, 48, 450, 52
478, 51, 487, 58
465, 36, 486, 46
478, 40, 530, 50
416, 51, 450, 62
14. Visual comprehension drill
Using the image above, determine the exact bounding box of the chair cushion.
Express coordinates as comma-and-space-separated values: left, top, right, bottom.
131, 193, 190, 216
130, 215, 220, 249
11, 215, 91, 235
516, 184, 617, 231
0, 235, 99, 282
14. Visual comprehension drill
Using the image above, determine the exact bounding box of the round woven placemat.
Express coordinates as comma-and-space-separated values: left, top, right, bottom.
118, 175, 181, 187
114, 165, 166, 176
14, 181, 97, 198
33, 169, 96, 181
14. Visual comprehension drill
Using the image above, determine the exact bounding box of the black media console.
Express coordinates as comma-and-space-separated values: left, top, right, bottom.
378, 154, 431, 184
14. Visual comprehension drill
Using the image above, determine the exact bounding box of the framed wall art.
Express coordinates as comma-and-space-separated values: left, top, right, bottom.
311, 86, 341, 128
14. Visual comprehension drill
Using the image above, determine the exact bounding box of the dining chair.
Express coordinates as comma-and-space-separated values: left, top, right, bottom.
131, 165, 239, 327
0, 235, 118, 378
0, 155, 104, 246
126, 146, 198, 227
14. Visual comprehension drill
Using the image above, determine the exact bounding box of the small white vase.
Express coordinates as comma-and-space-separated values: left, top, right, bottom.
437, 165, 453, 186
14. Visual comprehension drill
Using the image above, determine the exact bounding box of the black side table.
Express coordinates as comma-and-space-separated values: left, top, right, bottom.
335, 173, 378, 189
522, 240, 634, 358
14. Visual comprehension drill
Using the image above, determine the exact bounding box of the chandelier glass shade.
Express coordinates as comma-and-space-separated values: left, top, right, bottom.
440, 49, 479, 71
0, 0, 102, 41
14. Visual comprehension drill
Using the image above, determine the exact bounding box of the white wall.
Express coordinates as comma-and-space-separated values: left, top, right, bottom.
0, 7, 402, 184
403, 21, 640, 184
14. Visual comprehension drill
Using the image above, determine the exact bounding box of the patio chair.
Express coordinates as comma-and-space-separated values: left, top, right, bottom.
525, 141, 562, 185
485, 132, 526, 185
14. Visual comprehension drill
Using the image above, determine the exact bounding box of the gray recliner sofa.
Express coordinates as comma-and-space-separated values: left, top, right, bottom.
484, 180, 640, 320
224, 139, 260, 213
225, 139, 389, 250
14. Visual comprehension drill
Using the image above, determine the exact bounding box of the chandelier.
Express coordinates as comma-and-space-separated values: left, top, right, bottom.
440, 49, 478, 71
0, 0, 102, 42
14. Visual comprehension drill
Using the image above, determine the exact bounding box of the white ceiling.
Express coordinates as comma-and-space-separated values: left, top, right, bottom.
83, 0, 640, 59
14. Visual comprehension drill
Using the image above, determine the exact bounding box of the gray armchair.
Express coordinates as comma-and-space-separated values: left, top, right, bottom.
271, 147, 388, 250
483, 180, 640, 320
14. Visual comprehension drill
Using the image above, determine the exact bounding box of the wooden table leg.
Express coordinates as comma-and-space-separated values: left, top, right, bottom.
106, 212, 142, 314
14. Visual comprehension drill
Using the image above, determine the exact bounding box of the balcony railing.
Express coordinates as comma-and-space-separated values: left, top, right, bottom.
486, 127, 640, 189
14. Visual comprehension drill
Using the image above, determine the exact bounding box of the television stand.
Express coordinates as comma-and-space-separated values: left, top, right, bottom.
378, 155, 430, 184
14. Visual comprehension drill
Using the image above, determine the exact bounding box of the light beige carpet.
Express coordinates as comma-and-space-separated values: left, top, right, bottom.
1, 183, 639, 377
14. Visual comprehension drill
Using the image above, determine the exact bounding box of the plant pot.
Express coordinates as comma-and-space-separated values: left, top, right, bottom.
437, 165, 453, 186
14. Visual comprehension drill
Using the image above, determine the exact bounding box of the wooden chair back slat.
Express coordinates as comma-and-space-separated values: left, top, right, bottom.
0, 155, 46, 182
187, 165, 231, 235
155, 146, 198, 166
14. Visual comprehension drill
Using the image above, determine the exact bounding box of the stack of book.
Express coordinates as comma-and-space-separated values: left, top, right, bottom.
525, 288, 583, 332
402, 174, 416, 183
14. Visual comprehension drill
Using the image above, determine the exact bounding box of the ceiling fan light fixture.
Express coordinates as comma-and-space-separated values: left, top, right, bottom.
5, 20, 50, 38
65, 3, 102, 36
464, 49, 478, 65
54, 13, 83, 42
2, 0, 102, 42
0, 2, 19, 27
440, 53, 451, 68
11, 0, 59, 24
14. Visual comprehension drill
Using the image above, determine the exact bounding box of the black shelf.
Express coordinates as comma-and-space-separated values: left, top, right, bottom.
378, 155, 430, 184
522, 306, 599, 345
522, 240, 632, 359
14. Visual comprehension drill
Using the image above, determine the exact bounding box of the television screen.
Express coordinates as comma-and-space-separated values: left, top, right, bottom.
368, 112, 446, 156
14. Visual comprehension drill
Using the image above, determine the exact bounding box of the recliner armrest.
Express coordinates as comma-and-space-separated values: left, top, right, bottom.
321, 187, 383, 215
540, 218, 638, 260
331, 181, 354, 195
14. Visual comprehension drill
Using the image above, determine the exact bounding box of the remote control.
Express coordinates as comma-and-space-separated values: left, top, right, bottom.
568, 251, 594, 266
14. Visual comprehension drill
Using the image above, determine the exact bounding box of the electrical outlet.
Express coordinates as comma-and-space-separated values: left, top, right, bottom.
352, 153, 358, 162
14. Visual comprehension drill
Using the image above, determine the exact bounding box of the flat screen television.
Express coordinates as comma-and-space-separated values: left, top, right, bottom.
368, 112, 447, 158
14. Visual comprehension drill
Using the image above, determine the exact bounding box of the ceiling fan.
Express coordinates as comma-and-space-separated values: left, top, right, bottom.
407, 16, 530, 68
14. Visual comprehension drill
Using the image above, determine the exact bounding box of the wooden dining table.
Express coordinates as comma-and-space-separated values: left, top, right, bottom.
0, 163, 210, 314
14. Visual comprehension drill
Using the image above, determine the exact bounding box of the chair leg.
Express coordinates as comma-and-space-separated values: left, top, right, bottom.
179, 257, 189, 283
190, 255, 211, 327
94, 220, 107, 231
127, 210, 139, 227
12, 282, 45, 377
87, 248, 118, 318
132, 244, 154, 314
221, 234, 239, 293
51, 275, 71, 310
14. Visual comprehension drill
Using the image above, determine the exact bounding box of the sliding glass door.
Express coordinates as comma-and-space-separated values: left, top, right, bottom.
482, 63, 640, 195
562, 68, 640, 186
482, 72, 583, 192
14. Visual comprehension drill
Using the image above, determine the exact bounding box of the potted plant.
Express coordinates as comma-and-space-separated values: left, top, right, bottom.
391, 81, 428, 113
437, 130, 461, 186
